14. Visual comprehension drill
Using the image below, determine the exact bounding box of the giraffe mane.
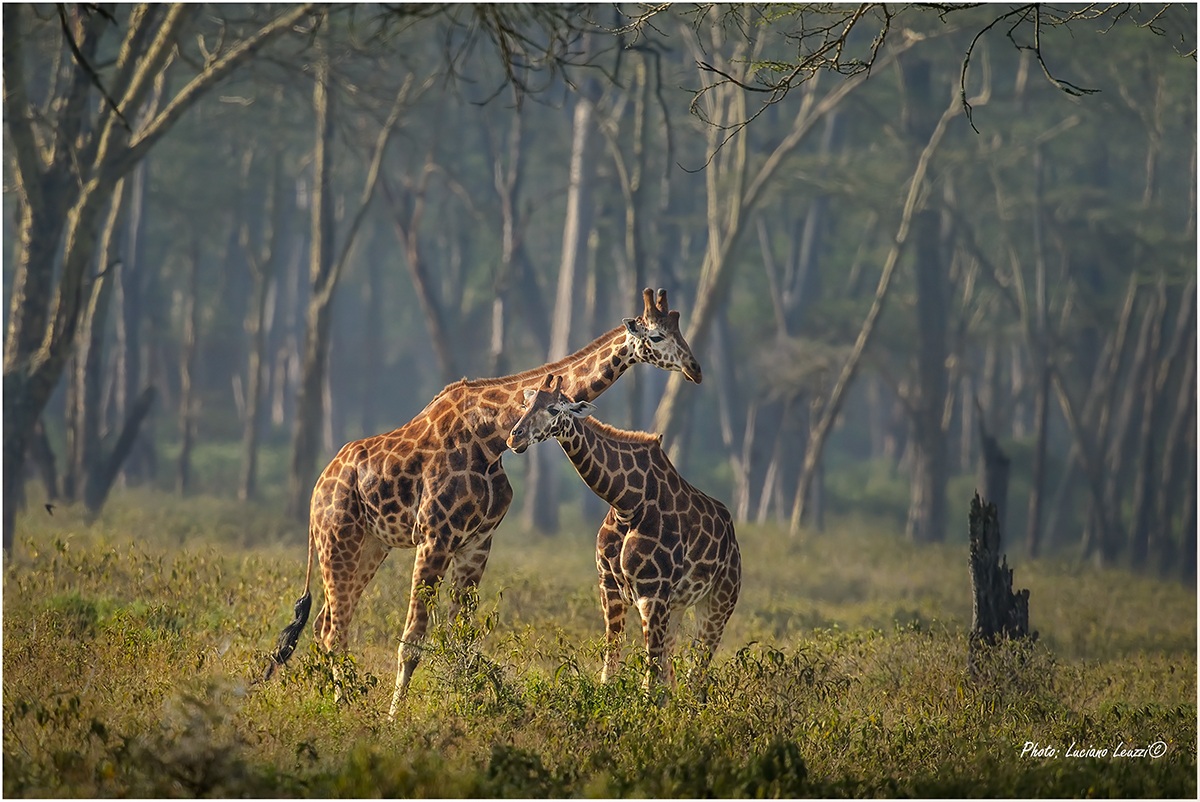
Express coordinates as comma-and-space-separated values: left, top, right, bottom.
444, 325, 626, 392
581, 416, 664, 446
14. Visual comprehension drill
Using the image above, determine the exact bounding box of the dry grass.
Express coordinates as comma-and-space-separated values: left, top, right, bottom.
3, 489, 1195, 797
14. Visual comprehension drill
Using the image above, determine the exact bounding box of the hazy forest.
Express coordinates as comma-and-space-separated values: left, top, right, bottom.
3, 3, 1197, 797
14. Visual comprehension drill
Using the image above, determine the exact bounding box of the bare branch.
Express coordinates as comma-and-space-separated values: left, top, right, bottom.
56, 4, 130, 131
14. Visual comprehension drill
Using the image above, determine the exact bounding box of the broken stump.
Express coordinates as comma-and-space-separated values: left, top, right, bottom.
968, 492, 1037, 681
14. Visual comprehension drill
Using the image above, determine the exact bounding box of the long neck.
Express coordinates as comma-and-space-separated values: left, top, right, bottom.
541, 326, 634, 403
556, 418, 655, 514
433, 326, 637, 459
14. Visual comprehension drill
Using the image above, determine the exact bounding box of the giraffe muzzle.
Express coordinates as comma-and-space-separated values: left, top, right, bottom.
506, 433, 529, 454
683, 362, 703, 384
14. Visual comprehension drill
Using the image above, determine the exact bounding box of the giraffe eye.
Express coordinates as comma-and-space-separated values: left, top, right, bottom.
548, 404, 562, 415
647, 332, 666, 343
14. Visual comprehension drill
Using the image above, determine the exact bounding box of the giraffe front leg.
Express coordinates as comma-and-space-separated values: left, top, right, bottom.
389, 540, 451, 720
635, 595, 672, 703
662, 605, 684, 689
599, 571, 626, 683
597, 522, 626, 683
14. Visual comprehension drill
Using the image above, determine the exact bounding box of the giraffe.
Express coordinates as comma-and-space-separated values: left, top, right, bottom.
506, 374, 741, 697
264, 289, 702, 718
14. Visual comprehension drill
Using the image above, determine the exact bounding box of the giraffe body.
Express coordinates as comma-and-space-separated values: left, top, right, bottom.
507, 375, 741, 694
265, 291, 701, 717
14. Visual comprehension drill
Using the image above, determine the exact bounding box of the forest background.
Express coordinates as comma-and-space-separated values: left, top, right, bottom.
4, 3, 1196, 571
3, 4, 1197, 797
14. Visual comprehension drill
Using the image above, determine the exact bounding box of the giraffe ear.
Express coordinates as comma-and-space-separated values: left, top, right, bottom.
567, 401, 596, 418
522, 388, 538, 403
623, 318, 644, 338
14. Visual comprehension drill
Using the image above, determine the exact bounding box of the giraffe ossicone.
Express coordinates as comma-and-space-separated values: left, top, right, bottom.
507, 373, 741, 698
263, 290, 702, 718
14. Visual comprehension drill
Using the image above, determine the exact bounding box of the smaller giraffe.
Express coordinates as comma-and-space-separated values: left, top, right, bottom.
507, 375, 741, 695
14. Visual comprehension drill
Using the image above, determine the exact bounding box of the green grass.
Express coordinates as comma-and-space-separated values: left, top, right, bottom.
3, 489, 1196, 797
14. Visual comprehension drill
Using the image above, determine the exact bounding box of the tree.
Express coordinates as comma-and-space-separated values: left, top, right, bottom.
650, 7, 920, 454
237, 141, 290, 502
622, 4, 1193, 135
522, 51, 601, 534
787, 59, 987, 535
286, 34, 409, 519
3, 3, 317, 553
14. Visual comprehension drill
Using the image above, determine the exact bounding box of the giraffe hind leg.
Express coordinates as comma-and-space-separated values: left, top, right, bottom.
315, 528, 390, 703
390, 539, 452, 720
690, 556, 742, 702
445, 530, 495, 625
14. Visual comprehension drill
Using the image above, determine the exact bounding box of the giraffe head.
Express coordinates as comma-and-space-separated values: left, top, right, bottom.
507, 374, 595, 454
623, 288, 703, 384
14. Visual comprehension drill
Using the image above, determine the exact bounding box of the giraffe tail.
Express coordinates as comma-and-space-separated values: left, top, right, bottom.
261, 527, 316, 682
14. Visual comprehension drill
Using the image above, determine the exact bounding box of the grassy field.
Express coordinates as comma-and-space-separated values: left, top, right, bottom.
3, 488, 1196, 797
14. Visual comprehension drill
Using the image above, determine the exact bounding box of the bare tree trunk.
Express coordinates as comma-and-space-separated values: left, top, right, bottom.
24, 420, 60, 504
239, 155, 287, 501
116, 160, 150, 485
710, 309, 750, 519
1052, 274, 1137, 554
1050, 367, 1124, 563
1154, 286, 1196, 575
905, 206, 949, 544
1128, 279, 1169, 568
176, 236, 201, 495
287, 51, 408, 518
1090, 289, 1160, 562
79, 182, 131, 511
790, 76, 982, 535
359, 229, 384, 434
653, 23, 916, 447
901, 55, 954, 546
383, 148, 459, 384
484, 102, 526, 377
2, 4, 316, 553
86, 387, 157, 515
289, 43, 337, 519
1177, 409, 1197, 583
975, 398, 1011, 549
1024, 146, 1051, 558
525, 79, 598, 534
482, 97, 556, 381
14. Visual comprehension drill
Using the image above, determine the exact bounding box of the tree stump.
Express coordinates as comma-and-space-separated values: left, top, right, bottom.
968, 492, 1036, 681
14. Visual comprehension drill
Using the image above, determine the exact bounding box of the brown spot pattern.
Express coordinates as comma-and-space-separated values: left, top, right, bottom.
288, 291, 704, 711
506, 381, 740, 693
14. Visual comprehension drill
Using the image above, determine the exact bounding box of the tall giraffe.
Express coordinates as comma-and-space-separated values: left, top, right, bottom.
265, 289, 701, 717
506, 374, 741, 696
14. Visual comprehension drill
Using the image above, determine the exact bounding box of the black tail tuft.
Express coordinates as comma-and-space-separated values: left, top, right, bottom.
262, 592, 312, 682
